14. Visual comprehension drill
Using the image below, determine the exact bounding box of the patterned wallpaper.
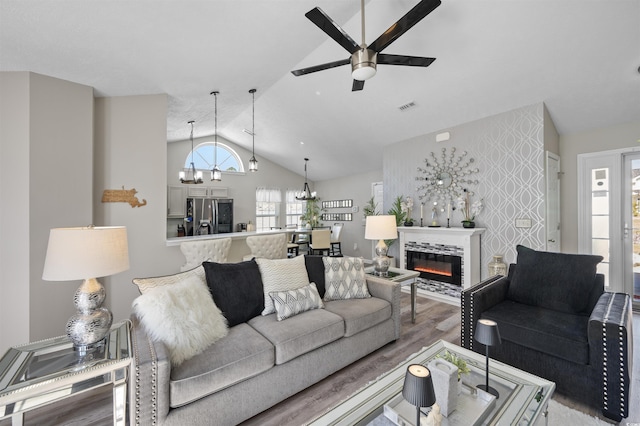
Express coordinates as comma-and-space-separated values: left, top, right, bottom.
383, 103, 547, 278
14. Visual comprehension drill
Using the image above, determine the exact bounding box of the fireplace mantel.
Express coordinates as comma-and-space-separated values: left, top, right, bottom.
398, 226, 485, 305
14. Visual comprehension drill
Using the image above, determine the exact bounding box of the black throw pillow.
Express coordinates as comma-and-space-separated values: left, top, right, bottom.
304, 255, 326, 298
203, 260, 264, 327
507, 245, 603, 314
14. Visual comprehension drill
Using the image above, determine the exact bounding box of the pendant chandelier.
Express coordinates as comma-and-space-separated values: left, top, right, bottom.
248, 88, 258, 172
210, 91, 222, 181
295, 158, 317, 201
179, 121, 203, 184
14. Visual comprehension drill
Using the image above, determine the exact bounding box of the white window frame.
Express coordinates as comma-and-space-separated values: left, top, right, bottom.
285, 189, 304, 227
185, 141, 245, 174
256, 188, 282, 232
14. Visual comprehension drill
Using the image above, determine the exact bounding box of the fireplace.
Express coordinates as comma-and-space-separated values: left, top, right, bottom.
407, 250, 462, 286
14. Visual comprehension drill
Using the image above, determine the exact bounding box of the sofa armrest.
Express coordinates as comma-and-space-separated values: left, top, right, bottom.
460, 275, 510, 351
588, 292, 633, 421
130, 314, 172, 426
366, 276, 402, 339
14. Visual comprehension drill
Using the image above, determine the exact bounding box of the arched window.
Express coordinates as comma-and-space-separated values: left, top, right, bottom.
185, 141, 244, 173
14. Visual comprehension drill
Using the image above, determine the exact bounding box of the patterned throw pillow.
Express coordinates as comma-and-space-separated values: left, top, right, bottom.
323, 256, 371, 301
269, 282, 324, 321
256, 255, 310, 315
132, 265, 205, 294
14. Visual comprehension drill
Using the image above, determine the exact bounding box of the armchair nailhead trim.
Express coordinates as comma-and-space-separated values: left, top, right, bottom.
600, 293, 630, 419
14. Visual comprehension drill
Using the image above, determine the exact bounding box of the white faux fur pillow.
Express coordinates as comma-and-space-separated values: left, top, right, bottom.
132, 274, 228, 366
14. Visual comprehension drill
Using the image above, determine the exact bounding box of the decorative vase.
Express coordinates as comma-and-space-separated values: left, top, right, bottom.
488, 255, 507, 276
404, 221, 414, 227
427, 358, 459, 417
462, 220, 475, 228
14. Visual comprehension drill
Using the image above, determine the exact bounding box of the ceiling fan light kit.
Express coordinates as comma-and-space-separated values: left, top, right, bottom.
351, 49, 377, 81
291, 0, 441, 91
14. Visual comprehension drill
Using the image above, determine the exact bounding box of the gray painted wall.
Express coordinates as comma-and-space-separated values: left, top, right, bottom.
383, 103, 549, 275
0, 72, 94, 351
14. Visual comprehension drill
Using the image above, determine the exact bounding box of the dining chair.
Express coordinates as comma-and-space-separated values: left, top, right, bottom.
330, 223, 343, 255
309, 229, 331, 255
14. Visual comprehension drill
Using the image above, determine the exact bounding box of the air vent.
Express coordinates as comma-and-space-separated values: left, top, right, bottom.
398, 101, 416, 112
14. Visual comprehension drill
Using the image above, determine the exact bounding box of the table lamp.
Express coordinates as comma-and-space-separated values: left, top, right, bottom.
365, 215, 398, 277
42, 225, 129, 352
402, 364, 436, 426
474, 318, 502, 398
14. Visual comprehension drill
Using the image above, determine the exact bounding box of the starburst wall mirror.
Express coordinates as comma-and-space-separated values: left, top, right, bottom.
415, 147, 479, 204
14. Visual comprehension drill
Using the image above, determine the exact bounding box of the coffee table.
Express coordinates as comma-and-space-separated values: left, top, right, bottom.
307, 340, 554, 426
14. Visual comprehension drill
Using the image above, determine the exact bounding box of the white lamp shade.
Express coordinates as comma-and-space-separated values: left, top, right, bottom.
365, 215, 398, 240
42, 226, 130, 281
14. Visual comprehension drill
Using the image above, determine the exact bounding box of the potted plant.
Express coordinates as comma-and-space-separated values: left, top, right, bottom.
456, 189, 483, 228
401, 196, 414, 226
300, 198, 325, 228
386, 196, 407, 249
437, 350, 471, 381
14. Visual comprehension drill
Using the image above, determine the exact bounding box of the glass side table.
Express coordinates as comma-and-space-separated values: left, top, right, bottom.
0, 320, 131, 426
365, 266, 420, 323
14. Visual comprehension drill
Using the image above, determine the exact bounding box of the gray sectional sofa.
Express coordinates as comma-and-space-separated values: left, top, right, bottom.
129, 256, 401, 425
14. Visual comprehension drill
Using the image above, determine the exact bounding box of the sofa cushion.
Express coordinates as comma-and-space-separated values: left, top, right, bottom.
482, 300, 590, 365
169, 323, 275, 408
132, 265, 205, 294
256, 255, 310, 316
323, 256, 371, 301
248, 309, 344, 364
304, 255, 326, 298
324, 297, 391, 337
270, 282, 324, 321
507, 245, 603, 314
132, 274, 228, 366
203, 260, 264, 327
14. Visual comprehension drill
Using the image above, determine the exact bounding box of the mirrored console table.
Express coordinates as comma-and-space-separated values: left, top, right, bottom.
0, 321, 131, 426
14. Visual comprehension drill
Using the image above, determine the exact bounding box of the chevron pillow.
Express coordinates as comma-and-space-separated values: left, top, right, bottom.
323, 256, 371, 301
269, 282, 324, 321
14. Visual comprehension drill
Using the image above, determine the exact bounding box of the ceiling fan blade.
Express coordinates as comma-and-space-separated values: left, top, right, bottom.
291, 58, 350, 76
368, 0, 441, 53
305, 7, 360, 54
352, 79, 365, 91
378, 54, 436, 67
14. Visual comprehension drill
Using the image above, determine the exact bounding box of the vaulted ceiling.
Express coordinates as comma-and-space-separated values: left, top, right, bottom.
2, 0, 639, 181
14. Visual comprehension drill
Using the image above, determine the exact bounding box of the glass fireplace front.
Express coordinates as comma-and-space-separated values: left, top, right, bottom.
406, 250, 462, 286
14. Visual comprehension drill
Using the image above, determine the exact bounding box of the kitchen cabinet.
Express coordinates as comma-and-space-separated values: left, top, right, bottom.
187, 186, 229, 198
167, 185, 187, 217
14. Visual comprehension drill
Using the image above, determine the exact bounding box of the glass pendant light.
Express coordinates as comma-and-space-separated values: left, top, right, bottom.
248, 88, 258, 172
210, 90, 222, 181
295, 158, 317, 201
179, 120, 203, 184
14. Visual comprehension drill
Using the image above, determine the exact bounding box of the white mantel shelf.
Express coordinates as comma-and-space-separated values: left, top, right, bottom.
398, 226, 485, 305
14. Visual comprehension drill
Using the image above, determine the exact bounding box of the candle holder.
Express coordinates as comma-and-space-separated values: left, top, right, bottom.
420, 218, 424, 227
447, 218, 450, 228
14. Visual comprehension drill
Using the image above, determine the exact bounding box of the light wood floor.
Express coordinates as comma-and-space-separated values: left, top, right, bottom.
242, 293, 640, 426
241, 293, 461, 426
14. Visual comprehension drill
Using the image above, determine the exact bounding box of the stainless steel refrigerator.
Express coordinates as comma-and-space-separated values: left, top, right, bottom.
185, 198, 233, 236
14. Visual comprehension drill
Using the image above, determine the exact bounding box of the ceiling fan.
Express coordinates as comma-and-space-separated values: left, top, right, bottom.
291, 0, 441, 91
